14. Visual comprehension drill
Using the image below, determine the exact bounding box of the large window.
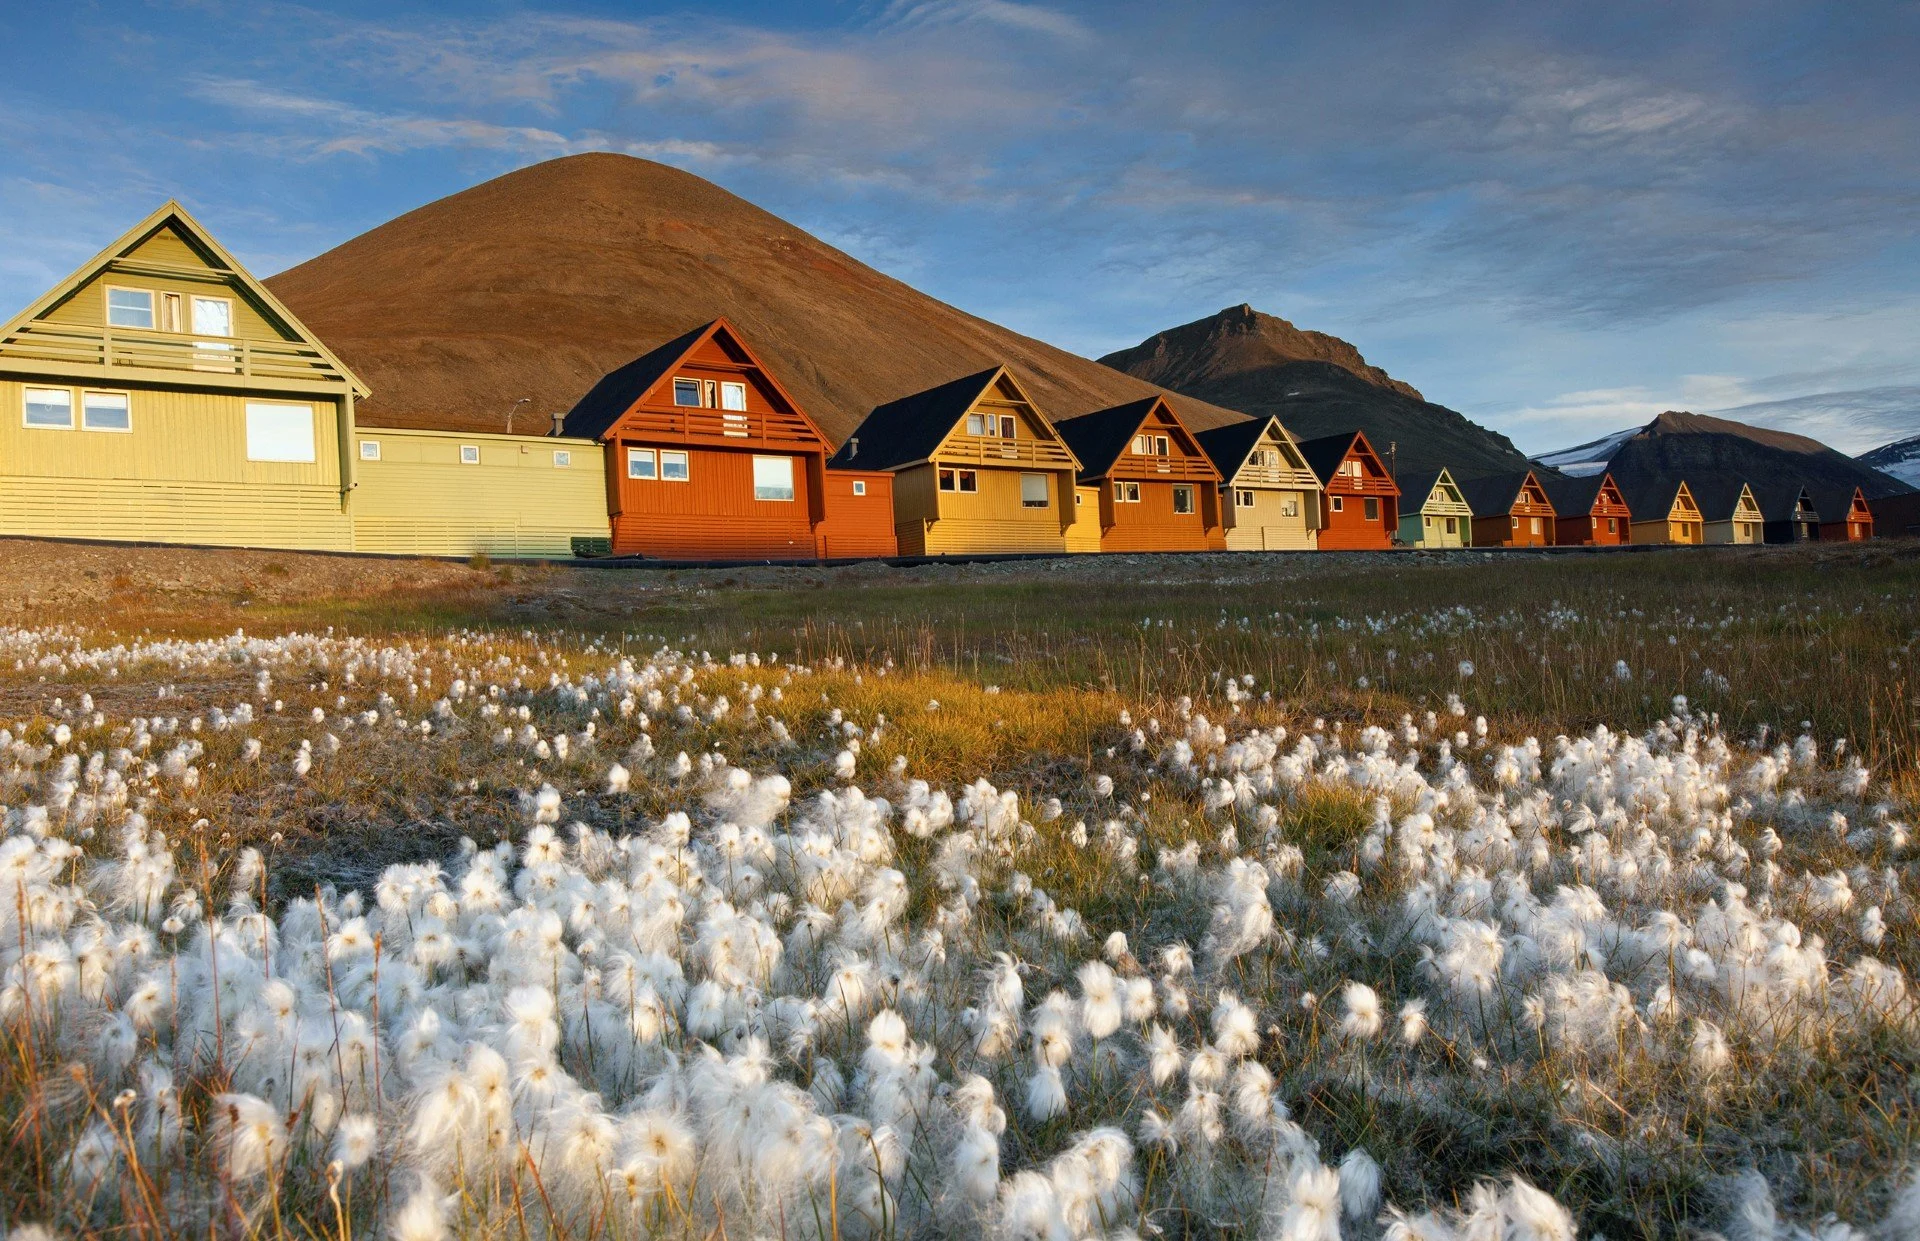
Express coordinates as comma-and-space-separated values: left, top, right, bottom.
24, 387, 73, 429
660, 450, 690, 481
940, 468, 978, 493
720, 382, 747, 412
245, 403, 316, 463
627, 448, 657, 479
966, 414, 1016, 438
672, 378, 701, 407
191, 296, 233, 336
1172, 485, 1194, 514
753, 455, 795, 501
1020, 473, 1048, 508
1364, 498, 1380, 521
106, 287, 155, 329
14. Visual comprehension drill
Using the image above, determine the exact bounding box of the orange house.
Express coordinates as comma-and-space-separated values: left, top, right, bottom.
1816, 486, 1874, 541
562, 319, 894, 560
1541, 471, 1631, 546
1053, 396, 1225, 552
1461, 470, 1557, 548
1298, 431, 1399, 550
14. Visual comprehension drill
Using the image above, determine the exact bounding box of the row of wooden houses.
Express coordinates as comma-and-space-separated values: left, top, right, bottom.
0, 202, 1884, 561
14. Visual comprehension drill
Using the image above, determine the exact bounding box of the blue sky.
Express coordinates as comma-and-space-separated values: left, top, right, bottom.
2, 0, 1916, 453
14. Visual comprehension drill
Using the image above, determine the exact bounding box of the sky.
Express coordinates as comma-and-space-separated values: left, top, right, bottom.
1, 0, 1916, 455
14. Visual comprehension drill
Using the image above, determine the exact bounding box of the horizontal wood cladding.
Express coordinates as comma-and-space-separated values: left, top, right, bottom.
352, 429, 608, 558
1474, 513, 1554, 547
817, 471, 897, 559
611, 444, 819, 558
1098, 478, 1219, 552
891, 461, 1077, 555
1320, 493, 1397, 550
1555, 516, 1628, 546
0, 477, 350, 550
1633, 519, 1702, 545
920, 517, 1068, 556
1066, 486, 1103, 552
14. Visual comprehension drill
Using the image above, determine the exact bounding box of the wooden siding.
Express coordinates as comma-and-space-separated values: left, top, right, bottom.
1321, 490, 1397, 549
44, 227, 296, 344
897, 463, 1074, 556
1097, 478, 1219, 552
1632, 486, 1703, 545
352, 429, 608, 558
1066, 486, 1103, 553
0, 476, 349, 550
1819, 491, 1873, 541
1705, 488, 1764, 545
1223, 487, 1318, 550
1401, 508, 1470, 548
612, 445, 820, 559
817, 471, 898, 559
1471, 475, 1556, 548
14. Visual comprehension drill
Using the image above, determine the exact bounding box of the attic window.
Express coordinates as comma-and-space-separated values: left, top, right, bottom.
673, 378, 701, 407
1344, 460, 1364, 478
720, 382, 747, 412
1154, 435, 1169, 456
106, 287, 155, 329
1133, 434, 1149, 455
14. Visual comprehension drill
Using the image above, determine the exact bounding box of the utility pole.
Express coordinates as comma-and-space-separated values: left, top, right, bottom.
506, 397, 532, 435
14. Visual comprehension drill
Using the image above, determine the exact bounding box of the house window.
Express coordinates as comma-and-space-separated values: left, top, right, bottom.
106, 287, 155, 329
191, 296, 233, 338
753, 455, 795, 501
1363, 498, 1379, 521
720, 382, 747, 412
1423, 515, 1432, 528
703, 379, 718, 408
554, 450, 572, 468
851, 479, 867, 497
967, 414, 987, 436
1445, 517, 1457, 535
1075, 491, 1084, 506
1172, 485, 1194, 514
24, 387, 73, 429
672, 378, 701, 407
1607, 518, 1617, 534
1020, 473, 1048, 508
629, 448, 659, 479
160, 292, 182, 332
245, 403, 316, 463
1345, 460, 1363, 477
461, 445, 481, 465
1511, 516, 1521, 530
359, 440, 382, 461
1236, 489, 1255, 508
660, 450, 690, 481
958, 469, 978, 492
1530, 517, 1542, 536
1113, 481, 1141, 503
1000, 415, 1016, 439
1330, 496, 1344, 512
1133, 434, 1150, 455
939, 468, 957, 491
81, 391, 130, 432
1281, 496, 1300, 518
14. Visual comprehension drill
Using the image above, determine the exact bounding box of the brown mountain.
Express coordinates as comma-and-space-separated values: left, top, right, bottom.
264, 153, 1246, 442
1099, 305, 1530, 478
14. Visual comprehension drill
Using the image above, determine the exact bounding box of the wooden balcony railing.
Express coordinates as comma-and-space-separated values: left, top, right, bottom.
0, 321, 352, 388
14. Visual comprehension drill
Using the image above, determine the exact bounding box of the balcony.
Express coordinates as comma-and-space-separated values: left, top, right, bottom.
0, 321, 356, 392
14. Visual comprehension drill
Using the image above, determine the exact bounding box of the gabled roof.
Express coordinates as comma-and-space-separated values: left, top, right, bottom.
1054, 395, 1211, 483
827, 366, 1076, 471
1456, 471, 1544, 517
560, 317, 828, 446
1296, 430, 1391, 488
1395, 469, 1464, 512
1755, 482, 1817, 523
1810, 483, 1868, 521
0, 199, 369, 397
1612, 470, 1694, 520
1689, 478, 1757, 523
1539, 470, 1614, 516
1194, 414, 1302, 481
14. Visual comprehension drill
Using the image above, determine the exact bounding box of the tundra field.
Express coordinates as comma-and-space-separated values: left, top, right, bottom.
2, 538, 1919, 1241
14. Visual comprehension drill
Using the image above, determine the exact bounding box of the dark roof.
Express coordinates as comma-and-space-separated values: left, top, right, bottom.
1754, 481, 1817, 523
561, 320, 715, 441
1539, 470, 1606, 516
827, 368, 1001, 470
1810, 483, 1866, 522
1194, 416, 1274, 479
1687, 477, 1754, 523
1055, 398, 1160, 481
1610, 468, 1690, 521
1456, 471, 1535, 517
1296, 432, 1364, 486
1396, 469, 1445, 510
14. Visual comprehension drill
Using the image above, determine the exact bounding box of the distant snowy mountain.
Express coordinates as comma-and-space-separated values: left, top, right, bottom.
1533, 425, 1640, 477
1860, 434, 1920, 489
1707, 385, 1920, 456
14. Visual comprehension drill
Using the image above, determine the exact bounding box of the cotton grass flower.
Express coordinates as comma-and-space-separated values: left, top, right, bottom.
1339, 981, 1382, 1040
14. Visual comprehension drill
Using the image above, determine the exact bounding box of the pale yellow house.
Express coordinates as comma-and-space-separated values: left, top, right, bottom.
829, 366, 1082, 557
1699, 480, 1764, 545
0, 201, 365, 550
1621, 475, 1704, 545
0, 202, 610, 558
1193, 415, 1322, 550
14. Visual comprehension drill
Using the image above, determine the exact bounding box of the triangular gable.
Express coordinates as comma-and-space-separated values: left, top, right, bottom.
1298, 431, 1393, 490
1056, 395, 1212, 480
928, 366, 1082, 469
0, 200, 367, 396
1671, 480, 1700, 517
1595, 473, 1626, 513
1517, 470, 1552, 511
563, 317, 828, 449
1733, 483, 1761, 517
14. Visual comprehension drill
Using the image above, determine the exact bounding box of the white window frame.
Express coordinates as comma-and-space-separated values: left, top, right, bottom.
105, 285, 155, 330
1133, 434, 1150, 455
1330, 495, 1344, 512
244, 402, 316, 463
1424, 515, 1433, 528
1113, 480, 1141, 503
627, 447, 657, 480
1172, 485, 1194, 515
852, 479, 867, 497
1530, 516, 1542, 535
672, 378, 701, 407
554, 450, 572, 468
957, 469, 979, 493
1446, 517, 1457, 534
359, 439, 382, 461
752, 455, 796, 502
190, 295, 234, 337
80, 389, 131, 433
1154, 435, 1169, 457
1000, 414, 1016, 439
24, 386, 75, 430
461, 444, 481, 465
660, 450, 690, 482
1019, 472, 1048, 509
966, 413, 988, 437
720, 381, 748, 412
939, 468, 957, 492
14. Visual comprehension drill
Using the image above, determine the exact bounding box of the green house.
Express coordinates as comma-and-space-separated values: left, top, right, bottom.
1396, 467, 1472, 547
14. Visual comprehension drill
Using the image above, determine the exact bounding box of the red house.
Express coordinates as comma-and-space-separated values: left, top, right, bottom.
1541, 471, 1631, 546
1460, 470, 1557, 548
1815, 486, 1874, 541
1297, 431, 1400, 550
1053, 396, 1225, 552
562, 319, 895, 560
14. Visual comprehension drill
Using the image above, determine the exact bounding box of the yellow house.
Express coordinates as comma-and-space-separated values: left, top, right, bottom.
1066, 485, 1104, 552
350, 427, 610, 558
1621, 475, 1704, 545
828, 367, 1081, 556
1193, 415, 1322, 550
0, 201, 365, 550
1699, 480, 1764, 545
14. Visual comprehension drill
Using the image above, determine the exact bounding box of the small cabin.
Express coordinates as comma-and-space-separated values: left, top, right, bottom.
1394, 468, 1472, 548
1460, 470, 1556, 548
1698, 481, 1764, 545
829, 366, 1081, 556
1540, 471, 1630, 546
1194, 415, 1323, 551
0, 201, 367, 551
564, 319, 895, 561
1619, 475, 1703, 545
1054, 396, 1224, 553
1760, 484, 1821, 544
1297, 431, 1400, 550
1815, 486, 1874, 541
